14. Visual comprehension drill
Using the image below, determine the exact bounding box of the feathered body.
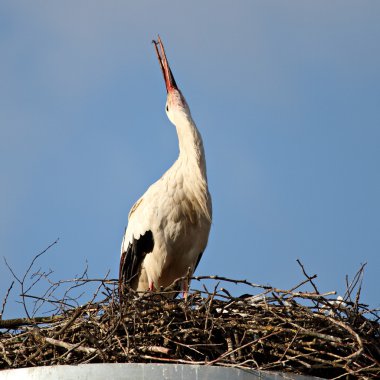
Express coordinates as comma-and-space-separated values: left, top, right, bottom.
119, 37, 212, 296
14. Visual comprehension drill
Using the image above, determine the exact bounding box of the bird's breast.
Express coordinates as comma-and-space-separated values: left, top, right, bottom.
139, 164, 211, 289
156, 182, 210, 252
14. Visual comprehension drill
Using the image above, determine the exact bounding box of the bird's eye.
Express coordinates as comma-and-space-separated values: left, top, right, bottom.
166, 105, 169, 112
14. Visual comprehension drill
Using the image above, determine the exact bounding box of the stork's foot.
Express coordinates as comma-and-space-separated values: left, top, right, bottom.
149, 282, 155, 292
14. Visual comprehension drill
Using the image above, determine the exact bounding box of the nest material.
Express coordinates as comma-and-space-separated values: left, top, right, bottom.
0, 267, 379, 379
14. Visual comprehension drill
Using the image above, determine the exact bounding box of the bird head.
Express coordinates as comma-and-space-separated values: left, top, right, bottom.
153, 36, 192, 126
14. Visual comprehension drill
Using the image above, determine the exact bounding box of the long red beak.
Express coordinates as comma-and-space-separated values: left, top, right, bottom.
153, 36, 178, 93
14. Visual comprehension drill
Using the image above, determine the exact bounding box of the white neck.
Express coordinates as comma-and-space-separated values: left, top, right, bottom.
175, 116, 207, 179
174, 116, 211, 222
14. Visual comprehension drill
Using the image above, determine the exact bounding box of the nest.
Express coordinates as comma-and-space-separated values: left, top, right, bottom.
0, 245, 379, 379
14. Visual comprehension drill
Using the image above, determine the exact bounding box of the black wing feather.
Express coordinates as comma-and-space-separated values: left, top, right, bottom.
193, 251, 203, 273
119, 230, 154, 296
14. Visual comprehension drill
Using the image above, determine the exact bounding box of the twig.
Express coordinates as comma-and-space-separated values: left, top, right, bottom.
0, 315, 64, 329
296, 259, 319, 295
3, 239, 59, 319
1, 281, 14, 319
44, 337, 96, 354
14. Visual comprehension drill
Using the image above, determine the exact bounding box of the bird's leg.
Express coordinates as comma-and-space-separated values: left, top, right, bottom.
149, 281, 155, 292
182, 279, 189, 300
182, 266, 192, 299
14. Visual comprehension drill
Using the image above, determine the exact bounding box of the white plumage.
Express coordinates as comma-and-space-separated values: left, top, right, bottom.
119, 37, 212, 297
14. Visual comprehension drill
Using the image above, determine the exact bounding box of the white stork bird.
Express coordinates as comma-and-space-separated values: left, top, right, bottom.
119, 36, 212, 297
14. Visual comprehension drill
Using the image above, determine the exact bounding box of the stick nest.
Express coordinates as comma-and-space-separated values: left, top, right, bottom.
0, 253, 379, 379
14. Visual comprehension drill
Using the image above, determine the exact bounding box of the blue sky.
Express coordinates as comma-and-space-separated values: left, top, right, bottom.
1, 1, 379, 318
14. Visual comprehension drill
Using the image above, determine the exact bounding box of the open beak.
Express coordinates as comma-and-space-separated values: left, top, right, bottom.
153, 36, 178, 93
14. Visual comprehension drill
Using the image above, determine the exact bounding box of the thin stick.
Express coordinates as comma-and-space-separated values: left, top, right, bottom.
1, 281, 14, 318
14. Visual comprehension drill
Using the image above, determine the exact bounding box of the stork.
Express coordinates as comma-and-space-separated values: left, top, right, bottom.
119, 36, 212, 298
